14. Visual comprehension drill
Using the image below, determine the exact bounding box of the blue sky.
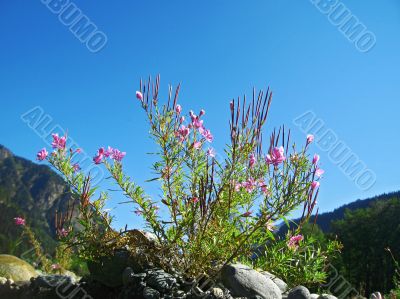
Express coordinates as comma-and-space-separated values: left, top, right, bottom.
1, 1, 399, 229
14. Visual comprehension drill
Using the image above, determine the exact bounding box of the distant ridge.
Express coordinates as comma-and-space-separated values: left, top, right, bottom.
312, 191, 400, 232
0, 144, 75, 254
279, 190, 400, 234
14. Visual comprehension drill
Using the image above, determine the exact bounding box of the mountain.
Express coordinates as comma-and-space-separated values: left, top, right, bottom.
0, 145, 75, 255
278, 191, 400, 235
311, 191, 400, 232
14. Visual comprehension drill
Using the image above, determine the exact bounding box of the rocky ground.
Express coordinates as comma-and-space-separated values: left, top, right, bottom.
0, 254, 340, 299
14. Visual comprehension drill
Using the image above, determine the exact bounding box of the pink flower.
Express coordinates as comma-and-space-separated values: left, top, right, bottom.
307, 134, 314, 144
199, 109, 205, 117
311, 181, 320, 190
136, 91, 143, 101
75, 148, 82, 153
14, 217, 25, 226
193, 118, 203, 129
57, 228, 69, 237
111, 149, 126, 162
315, 168, 325, 177
180, 116, 185, 123
93, 147, 104, 164
288, 234, 304, 248
189, 111, 196, 123
176, 125, 190, 142
51, 133, 67, 150
266, 146, 286, 166
36, 148, 48, 161
201, 129, 213, 142
175, 104, 182, 114
192, 197, 199, 204
249, 153, 256, 168
104, 146, 113, 158
193, 142, 202, 149
72, 163, 81, 172
51, 264, 61, 270
235, 183, 242, 192
206, 148, 216, 157
242, 178, 257, 193
312, 154, 320, 165
241, 211, 252, 217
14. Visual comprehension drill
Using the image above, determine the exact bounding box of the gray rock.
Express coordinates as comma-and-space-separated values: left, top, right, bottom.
288, 286, 310, 299
211, 287, 225, 298
173, 289, 186, 298
0, 255, 38, 282
261, 271, 288, 294
146, 269, 176, 292
143, 286, 161, 299
220, 263, 282, 299
310, 294, 319, 299
317, 295, 337, 299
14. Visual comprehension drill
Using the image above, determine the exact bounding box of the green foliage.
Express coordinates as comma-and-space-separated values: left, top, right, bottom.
331, 198, 400, 296
251, 224, 341, 289
42, 76, 323, 279
385, 248, 400, 298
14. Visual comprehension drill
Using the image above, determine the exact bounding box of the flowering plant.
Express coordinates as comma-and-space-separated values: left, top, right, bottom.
37, 76, 323, 278
251, 231, 342, 288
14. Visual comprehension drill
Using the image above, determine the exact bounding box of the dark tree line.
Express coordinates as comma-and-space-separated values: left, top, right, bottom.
330, 197, 400, 296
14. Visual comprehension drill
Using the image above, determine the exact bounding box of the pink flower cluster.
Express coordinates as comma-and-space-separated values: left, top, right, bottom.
36, 148, 48, 161
37, 133, 69, 161
190, 110, 213, 142
175, 107, 213, 143
311, 153, 324, 191
235, 178, 269, 195
288, 234, 304, 249
176, 125, 190, 142
266, 146, 286, 166
14, 217, 25, 226
93, 146, 126, 164
304, 134, 324, 191
51, 133, 67, 150
312, 154, 324, 178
